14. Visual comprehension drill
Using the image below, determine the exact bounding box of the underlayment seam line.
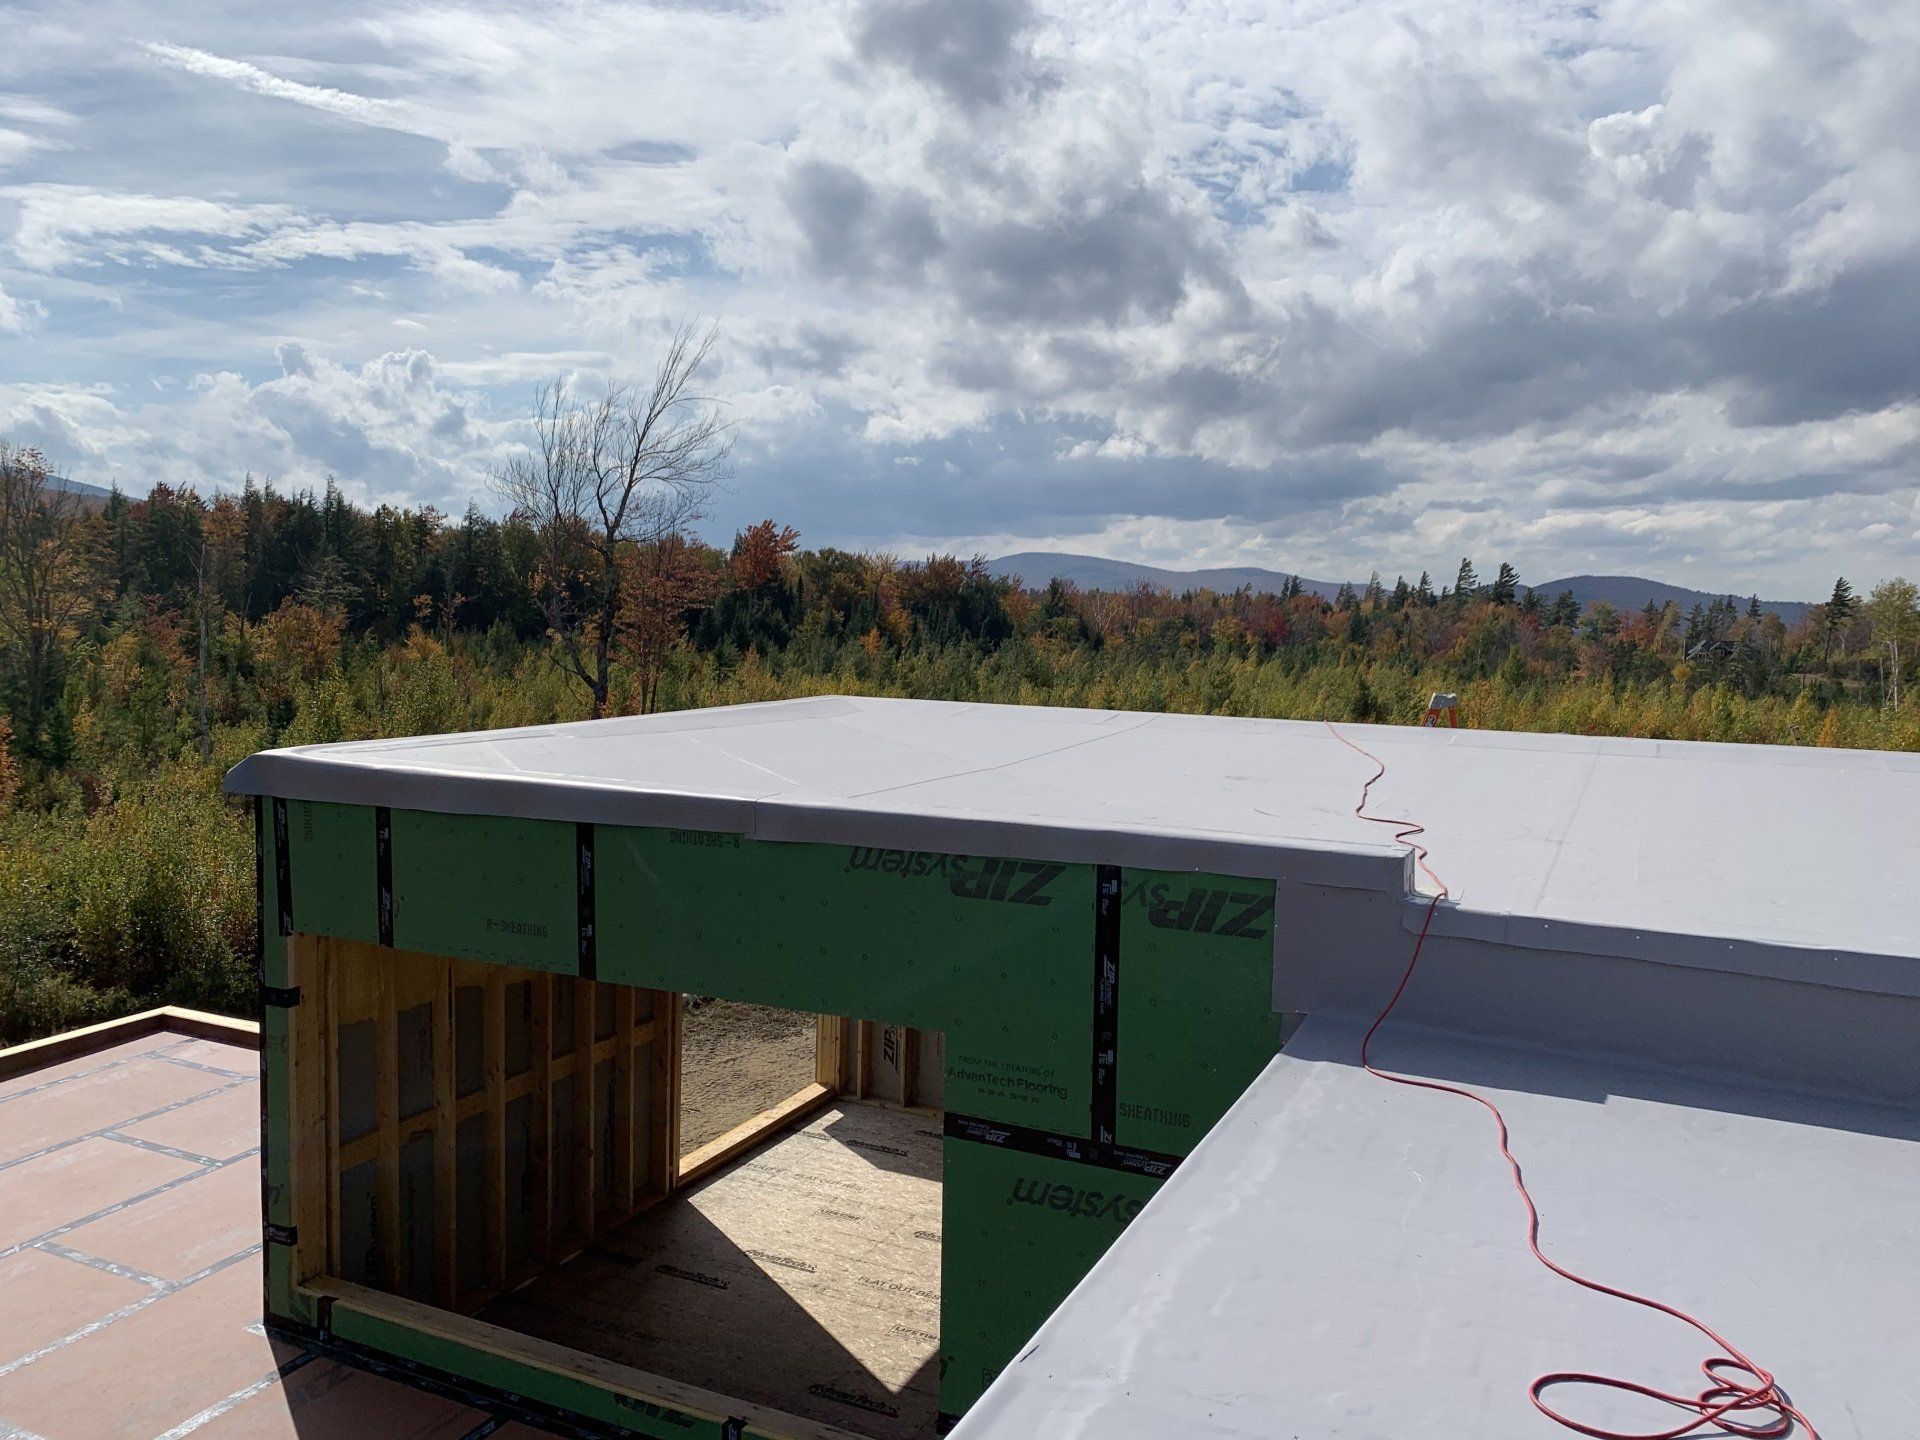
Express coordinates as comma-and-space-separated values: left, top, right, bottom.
0, 1075, 252, 1178
1526, 745, 1603, 911
103, 1130, 241, 1168
0, 1049, 150, 1106
0, 1158, 223, 1261
153, 1054, 259, 1080
0, 1243, 269, 1378
34, 1240, 172, 1291
149, 1352, 316, 1440
840, 712, 1159, 802
0, 1290, 165, 1380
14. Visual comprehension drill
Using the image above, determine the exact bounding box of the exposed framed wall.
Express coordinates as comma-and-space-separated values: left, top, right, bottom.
278, 937, 680, 1313
259, 798, 1286, 1436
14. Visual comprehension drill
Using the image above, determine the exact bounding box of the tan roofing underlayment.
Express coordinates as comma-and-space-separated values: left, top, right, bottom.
0, 1018, 561, 1440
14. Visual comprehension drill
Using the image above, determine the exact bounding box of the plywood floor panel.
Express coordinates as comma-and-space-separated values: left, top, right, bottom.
482, 1101, 943, 1440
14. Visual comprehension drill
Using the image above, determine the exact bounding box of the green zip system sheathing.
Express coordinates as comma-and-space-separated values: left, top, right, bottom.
258, 797, 1282, 1435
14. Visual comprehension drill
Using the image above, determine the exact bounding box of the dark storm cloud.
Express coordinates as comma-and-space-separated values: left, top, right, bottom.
784, 159, 944, 283
715, 405, 1402, 543
946, 183, 1235, 326
853, 0, 1056, 113
786, 155, 1238, 329
1705, 257, 1920, 428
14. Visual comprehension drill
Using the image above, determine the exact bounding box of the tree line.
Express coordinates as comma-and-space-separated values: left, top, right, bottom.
2, 376, 1918, 1043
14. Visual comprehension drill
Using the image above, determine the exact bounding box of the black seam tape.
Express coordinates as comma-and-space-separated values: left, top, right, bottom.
264, 1223, 299, 1246
262, 985, 302, 1008
1092, 864, 1122, 1145
375, 806, 394, 947
252, 797, 266, 987
943, 1112, 1181, 1180
577, 822, 597, 981
272, 798, 293, 937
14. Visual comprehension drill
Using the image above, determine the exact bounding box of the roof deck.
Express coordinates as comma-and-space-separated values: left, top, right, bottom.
226, 696, 1920, 986
0, 1018, 560, 1440
951, 1012, 1920, 1440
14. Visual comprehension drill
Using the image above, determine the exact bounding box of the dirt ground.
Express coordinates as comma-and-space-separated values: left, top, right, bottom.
678, 1000, 820, 1156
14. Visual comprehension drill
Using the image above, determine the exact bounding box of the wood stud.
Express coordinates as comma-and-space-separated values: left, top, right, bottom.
304, 940, 676, 1318
290, 941, 941, 1331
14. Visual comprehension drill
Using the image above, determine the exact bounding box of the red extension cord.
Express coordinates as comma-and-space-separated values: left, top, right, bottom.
1324, 721, 1819, 1440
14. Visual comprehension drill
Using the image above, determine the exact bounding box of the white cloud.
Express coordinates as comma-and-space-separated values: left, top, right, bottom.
141, 42, 415, 130
0, 281, 42, 332
0, 0, 1910, 593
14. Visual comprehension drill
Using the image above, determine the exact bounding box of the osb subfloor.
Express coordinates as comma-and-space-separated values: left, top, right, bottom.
0, 1032, 559, 1440
482, 1101, 944, 1440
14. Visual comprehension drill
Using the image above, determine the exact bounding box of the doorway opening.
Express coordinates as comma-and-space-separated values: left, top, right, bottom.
480, 1002, 947, 1439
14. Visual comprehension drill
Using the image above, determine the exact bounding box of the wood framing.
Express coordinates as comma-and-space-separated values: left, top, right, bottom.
267, 921, 958, 1439
298, 939, 676, 1316
306, 1278, 867, 1440
677, 1081, 837, 1186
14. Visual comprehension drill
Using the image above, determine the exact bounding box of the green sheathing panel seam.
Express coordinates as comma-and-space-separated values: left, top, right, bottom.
287, 799, 379, 945
1115, 867, 1282, 1157
390, 809, 578, 973
273, 801, 581, 974
259, 797, 294, 1323
324, 1294, 801, 1439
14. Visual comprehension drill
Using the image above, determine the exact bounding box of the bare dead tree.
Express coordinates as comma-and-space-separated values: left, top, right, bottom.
492, 324, 732, 717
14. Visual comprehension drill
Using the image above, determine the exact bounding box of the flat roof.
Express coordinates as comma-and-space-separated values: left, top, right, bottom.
951, 1012, 1920, 1440
0, 1027, 559, 1440
226, 696, 1920, 985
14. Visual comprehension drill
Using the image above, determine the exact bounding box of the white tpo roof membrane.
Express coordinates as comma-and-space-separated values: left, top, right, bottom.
226, 695, 1920, 977
950, 1012, 1920, 1440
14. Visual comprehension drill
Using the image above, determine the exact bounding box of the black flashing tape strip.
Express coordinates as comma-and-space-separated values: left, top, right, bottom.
376, 806, 394, 947
264, 1223, 299, 1247
256, 796, 272, 1326
262, 985, 302, 1008
577, 822, 597, 981
936, 1412, 965, 1435
264, 1319, 689, 1440
272, 797, 293, 937
943, 1112, 1181, 1180
1091, 864, 1122, 1146
253, 797, 266, 988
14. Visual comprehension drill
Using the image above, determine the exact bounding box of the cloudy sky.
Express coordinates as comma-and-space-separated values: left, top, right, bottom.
1, 0, 1916, 595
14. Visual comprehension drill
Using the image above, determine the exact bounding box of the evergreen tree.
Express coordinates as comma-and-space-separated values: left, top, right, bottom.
1453, 557, 1478, 605
1550, 589, 1580, 627
1334, 581, 1357, 611
1491, 562, 1519, 606
1363, 570, 1384, 608
1279, 574, 1302, 601
1747, 595, 1761, 620
1389, 575, 1411, 611
1823, 577, 1856, 661
1684, 602, 1708, 652
1415, 571, 1435, 606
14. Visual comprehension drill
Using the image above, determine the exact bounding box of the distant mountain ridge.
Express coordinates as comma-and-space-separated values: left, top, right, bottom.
987, 552, 1814, 626
47, 474, 115, 500
990, 552, 1349, 603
